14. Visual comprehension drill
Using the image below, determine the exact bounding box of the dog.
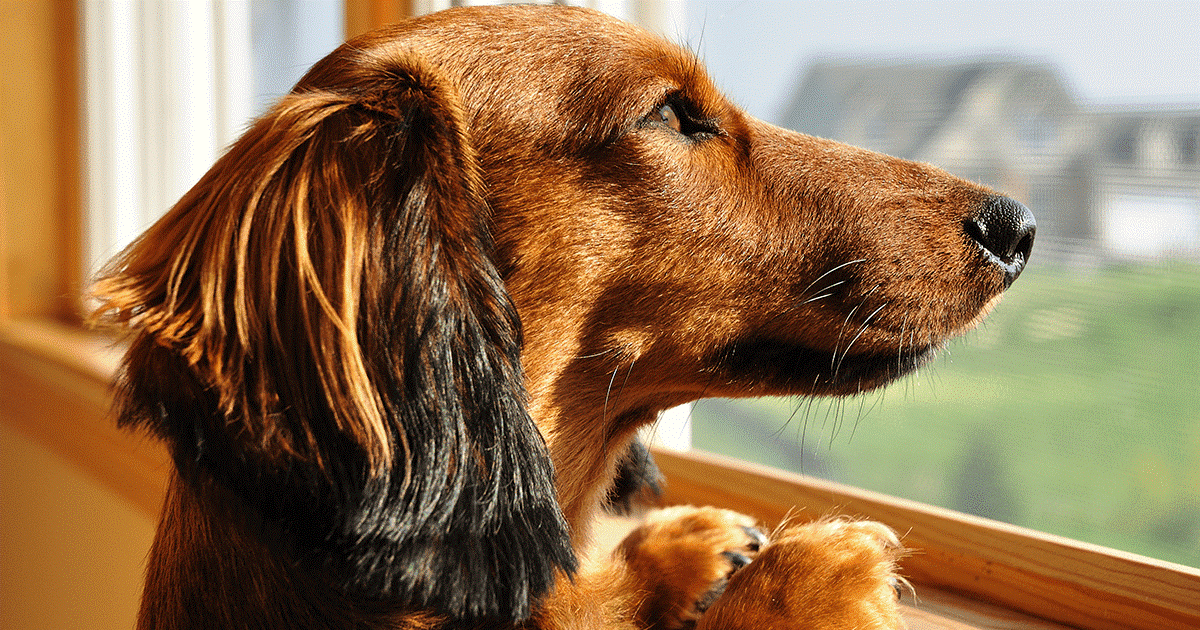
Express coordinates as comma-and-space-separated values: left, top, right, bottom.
92, 5, 1034, 630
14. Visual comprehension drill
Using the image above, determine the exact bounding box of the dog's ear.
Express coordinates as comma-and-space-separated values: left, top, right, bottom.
92, 50, 575, 621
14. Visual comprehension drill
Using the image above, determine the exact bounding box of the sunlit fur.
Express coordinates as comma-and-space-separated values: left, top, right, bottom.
93, 6, 1029, 630
94, 55, 572, 625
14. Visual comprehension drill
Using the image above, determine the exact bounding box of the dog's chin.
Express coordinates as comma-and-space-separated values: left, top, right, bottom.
713, 337, 940, 397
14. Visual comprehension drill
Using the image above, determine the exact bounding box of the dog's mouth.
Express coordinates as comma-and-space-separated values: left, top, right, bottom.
710, 337, 940, 397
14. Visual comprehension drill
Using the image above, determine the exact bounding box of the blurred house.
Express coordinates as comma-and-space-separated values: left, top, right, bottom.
779, 58, 1200, 262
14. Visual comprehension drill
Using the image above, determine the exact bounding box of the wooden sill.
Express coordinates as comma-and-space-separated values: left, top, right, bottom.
0, 318, 168, 517
3, 318, 1197, 629
653, 449, 1200, 630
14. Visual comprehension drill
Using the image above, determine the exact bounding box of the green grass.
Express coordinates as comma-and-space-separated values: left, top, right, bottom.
691, 261, 1200, 567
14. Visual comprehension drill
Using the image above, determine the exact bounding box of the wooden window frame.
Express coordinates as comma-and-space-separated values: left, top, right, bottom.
2, 2, 1198, 629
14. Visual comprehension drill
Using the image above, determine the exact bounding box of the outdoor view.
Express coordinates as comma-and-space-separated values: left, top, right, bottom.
682, 0, 1200, 568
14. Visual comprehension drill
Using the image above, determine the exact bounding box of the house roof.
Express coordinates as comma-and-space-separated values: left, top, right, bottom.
778, 57, 1072, 160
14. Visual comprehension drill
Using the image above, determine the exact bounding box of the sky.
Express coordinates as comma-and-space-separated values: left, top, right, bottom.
681, 0, 1200, 123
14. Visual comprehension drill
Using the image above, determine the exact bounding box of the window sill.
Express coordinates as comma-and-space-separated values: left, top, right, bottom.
652, 448, 1200, 630
2, 318, 1197, 629
0, 318, 168, 517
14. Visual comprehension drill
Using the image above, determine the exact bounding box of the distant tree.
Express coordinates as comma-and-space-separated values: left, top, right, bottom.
951, 427, 1023, 524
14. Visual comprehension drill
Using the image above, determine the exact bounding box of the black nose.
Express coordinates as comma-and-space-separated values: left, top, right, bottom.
964, 196, 1036, 288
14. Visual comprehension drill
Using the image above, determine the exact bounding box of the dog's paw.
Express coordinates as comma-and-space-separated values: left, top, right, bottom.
616, 506, 767, 630
697, 518, 907, 630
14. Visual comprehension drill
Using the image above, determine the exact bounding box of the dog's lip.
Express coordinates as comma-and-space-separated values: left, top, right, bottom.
712, 337, 939, 396
819, 344, 939, 392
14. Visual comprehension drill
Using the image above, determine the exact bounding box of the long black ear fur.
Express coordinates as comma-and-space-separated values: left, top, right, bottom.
93, 47, 575, 621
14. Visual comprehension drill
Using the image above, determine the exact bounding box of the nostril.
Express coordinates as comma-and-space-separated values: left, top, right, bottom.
965, 195, 1036, 286
966, 196, 1036, 261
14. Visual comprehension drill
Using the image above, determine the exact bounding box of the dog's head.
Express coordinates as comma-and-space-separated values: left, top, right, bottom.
318, 8, 1033, 409
92, 5, 1032, 623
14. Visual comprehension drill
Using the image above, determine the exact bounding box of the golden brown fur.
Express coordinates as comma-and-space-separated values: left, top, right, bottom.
93, 6, 1033, 630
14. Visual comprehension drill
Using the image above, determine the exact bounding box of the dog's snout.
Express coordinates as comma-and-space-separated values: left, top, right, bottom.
964, 195, 1036, 287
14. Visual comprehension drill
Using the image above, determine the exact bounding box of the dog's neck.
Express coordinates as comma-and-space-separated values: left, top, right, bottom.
535, 401, 663, 544
521, 332, 694, 543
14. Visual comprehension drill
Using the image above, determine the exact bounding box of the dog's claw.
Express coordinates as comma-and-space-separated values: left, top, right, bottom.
741, 525, 768, 552
722, 550, 753, 572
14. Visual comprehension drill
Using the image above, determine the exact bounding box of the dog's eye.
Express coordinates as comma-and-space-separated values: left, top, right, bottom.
651, 103, 683, 133
645, 96, 720, 140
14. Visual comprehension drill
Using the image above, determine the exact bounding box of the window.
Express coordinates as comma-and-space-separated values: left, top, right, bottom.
5, 1, 1197, 628
75, 0, 1200, 585
82, 0, 344, 277
682, 0, 1200, 570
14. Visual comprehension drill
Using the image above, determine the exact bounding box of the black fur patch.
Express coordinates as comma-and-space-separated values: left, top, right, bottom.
605, 438, 664, 516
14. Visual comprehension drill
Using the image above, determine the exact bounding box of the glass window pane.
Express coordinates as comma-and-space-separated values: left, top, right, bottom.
251, 0, 345, 114
684, 0, 1200, 568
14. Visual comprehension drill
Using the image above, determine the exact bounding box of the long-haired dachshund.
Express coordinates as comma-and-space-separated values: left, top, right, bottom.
93, 6, 1034, 630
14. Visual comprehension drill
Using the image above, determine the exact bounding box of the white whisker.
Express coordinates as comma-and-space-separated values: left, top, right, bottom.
799, 259, 866, 297
602, 366, 620, 423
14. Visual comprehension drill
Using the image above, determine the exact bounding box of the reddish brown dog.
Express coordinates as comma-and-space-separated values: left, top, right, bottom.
94, 6, 1033, 630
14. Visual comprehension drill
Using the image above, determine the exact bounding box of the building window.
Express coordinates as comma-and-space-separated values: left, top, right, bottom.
1111, 127, 1138, 164
1181, 126, 1199, 165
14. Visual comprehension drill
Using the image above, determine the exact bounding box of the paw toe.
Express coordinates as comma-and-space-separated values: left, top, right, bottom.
696, 519, 908, 630
619, 506, 766, 630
